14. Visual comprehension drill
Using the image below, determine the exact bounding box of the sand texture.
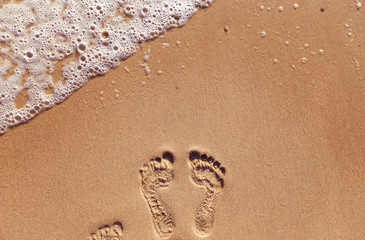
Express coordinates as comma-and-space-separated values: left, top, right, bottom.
0, 0, 364, 239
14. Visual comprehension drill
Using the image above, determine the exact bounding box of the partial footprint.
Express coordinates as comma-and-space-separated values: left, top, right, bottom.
139, 151, 175, 239
188, 150, 226, 237
89, 222, 123, 240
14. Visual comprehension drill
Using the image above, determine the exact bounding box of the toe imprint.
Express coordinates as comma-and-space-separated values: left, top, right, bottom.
189, 151, 225, 192
89, 222, 123, 240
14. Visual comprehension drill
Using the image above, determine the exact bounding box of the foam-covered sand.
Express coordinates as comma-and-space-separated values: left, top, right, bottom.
0, 0, 212, 134
0, 0, 364, 239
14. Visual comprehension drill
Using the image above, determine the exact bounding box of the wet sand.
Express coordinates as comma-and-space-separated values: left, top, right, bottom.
0, 0, 364, 239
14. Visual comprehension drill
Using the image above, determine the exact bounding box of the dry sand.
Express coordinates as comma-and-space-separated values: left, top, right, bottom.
1, 0, 365, 239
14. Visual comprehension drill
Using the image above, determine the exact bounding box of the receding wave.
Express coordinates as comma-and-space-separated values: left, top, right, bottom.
0, 0, 213, 134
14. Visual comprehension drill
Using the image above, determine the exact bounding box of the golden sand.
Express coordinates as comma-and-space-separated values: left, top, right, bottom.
0, 0, 364, 239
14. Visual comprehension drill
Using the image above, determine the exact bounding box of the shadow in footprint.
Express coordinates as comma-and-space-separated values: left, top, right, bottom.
139, 151, 175, 239
188, 150, 226, 237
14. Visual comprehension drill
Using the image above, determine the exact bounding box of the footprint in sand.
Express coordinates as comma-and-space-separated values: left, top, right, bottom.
188, 150, 226, 237
89, 222, 123, 240
139, 151, 175, 239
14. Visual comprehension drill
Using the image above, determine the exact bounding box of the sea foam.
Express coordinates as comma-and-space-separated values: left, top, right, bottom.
0, 0, 213, 134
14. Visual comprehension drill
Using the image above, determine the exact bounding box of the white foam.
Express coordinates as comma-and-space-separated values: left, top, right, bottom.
0, 0, 213, 134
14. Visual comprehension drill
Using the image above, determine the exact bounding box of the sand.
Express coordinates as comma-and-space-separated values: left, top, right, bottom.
0, 0, 365, 239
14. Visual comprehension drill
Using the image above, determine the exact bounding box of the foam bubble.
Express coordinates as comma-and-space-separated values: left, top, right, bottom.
0, 0, 213, 134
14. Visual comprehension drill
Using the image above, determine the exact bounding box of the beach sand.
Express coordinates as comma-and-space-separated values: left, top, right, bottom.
0, 0, 364, 239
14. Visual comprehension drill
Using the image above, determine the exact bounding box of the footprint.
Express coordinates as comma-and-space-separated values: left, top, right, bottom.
139, 151, 175, 239
89, 222, 123, 240
188, 150, 226, 237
